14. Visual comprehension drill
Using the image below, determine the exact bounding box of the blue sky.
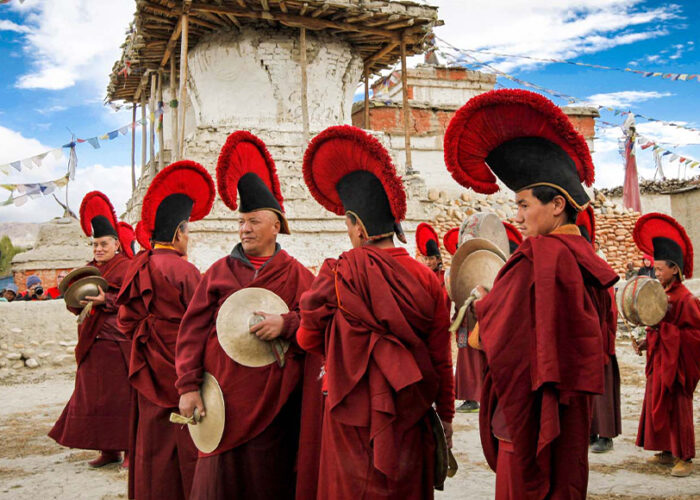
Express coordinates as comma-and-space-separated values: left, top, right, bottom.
1, 0, 699, 222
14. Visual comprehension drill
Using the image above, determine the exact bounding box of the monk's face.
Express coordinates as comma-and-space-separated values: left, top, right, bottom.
514, 189, 567, 238
345, 216, 364, 249
239, 210, 279, 257
93, 236, 120, 263
425, 255, 440, 271
654, 260, 679, 288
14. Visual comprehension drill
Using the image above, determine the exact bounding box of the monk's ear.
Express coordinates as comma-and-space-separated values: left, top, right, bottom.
551, 195, 566, 217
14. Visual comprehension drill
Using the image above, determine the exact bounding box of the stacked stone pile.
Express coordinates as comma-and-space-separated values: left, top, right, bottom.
423, 188, 641, 275
600, 176, 700, 197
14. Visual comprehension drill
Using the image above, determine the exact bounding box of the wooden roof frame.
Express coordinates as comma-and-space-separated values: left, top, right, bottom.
106, 0, 441, 103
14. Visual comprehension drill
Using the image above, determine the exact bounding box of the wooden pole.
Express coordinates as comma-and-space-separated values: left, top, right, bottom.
177, 14, 189, 160
157, 71, 165, 171
149, 72, 156, 171
170, 56, 179, 161
141, 93, 147, 175
363, 66, 370, 129
400, 33, 414, 174
130, 104, 136, 192
300, 27, 309, 146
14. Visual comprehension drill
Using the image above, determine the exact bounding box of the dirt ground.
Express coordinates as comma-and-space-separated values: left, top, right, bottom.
2, 321, 700, 498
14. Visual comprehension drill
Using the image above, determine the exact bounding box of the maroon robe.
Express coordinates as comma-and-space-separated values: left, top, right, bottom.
455, 340, 486, 401
295, 352, 325, 500
49, 253, 133, 451
476, 228, 618, 499
176, 245, 314, 500
636, 280, 700, 461
591, 287, 622, 439
299, 246, 453, 500
117, 248, 201, 499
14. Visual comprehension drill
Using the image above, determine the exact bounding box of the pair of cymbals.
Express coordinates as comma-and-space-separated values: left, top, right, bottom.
449, 237, 506, 308
60, 267, 108, 309
216, 287, 291, 368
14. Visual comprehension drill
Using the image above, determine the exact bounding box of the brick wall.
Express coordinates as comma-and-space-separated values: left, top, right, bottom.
12, 268, 74, 294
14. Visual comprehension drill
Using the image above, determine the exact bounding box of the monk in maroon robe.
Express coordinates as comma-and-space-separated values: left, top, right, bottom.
299, 125, 454, 499
633, 212, 700, 477
443, 89, 619, 498
49, 191, 133, 468
117, 161, 215, 499
176, 131, 314, 499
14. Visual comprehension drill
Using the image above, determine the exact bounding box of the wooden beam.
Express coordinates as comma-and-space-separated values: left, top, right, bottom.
190, 3, 400, 40
170, 56, 179, 162
311, 3, 330, 18
149, 72, 156, 170
363, 65, 369, 129
278, 0, 287, 13
299, 2, 309, 16
159, 17, 182, 68
300, 27, 309, 146
381, 18, 414, 31
141, 93, 147, 175
260, 0, 269, 11
157, 71, 165, 171
400, 33, 413, 174
365, 41, 398, 67
177, 14, 189, 160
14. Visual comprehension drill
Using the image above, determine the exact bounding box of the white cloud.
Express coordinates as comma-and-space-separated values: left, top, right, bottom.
0, 126, 132, 223
584, 90, 672, 108
13, 0, 136, 94
431, 0, 681, 73
0, 19, 29, 33
35, 105, 68, 115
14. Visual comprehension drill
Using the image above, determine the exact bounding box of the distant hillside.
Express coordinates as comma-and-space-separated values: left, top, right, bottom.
0, 222, 41, 248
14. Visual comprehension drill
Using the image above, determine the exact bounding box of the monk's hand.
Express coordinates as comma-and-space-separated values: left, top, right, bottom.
179, 391, 205, 422
636, 337, 648, 353
250, 311, 284, 341
83, 285, 106, 306
442, 420, 453, 449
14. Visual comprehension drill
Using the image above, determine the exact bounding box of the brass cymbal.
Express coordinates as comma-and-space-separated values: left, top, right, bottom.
216, 287, 290, 367
451, 248, 505, 308
188, 372, 226, 454
58, 266, 101, 294
63, 276, 109, 309
458, 212, 509, 257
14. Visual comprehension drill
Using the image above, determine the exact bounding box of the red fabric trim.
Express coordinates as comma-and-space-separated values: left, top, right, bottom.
246, 254, 271, 270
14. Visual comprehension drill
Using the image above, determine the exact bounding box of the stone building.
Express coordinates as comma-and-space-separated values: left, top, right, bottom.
10, 218, 92, 292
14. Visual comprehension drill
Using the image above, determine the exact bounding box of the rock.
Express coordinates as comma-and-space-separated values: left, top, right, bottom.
13, 343, 24, 349
0, 358, 7, 368
11, 361, 24, 370
0, 343, 7, 351
65, 346, 75, 354
427, 188, 439, 201
38, 352, 50, 359
460, 192, 470, 202
6, 352, 21, 360
30, 340, 40, 346
11, 328, 22, 334
52, 355, 72, 366
21, 350, 35, 359
0, 368, 10, 379
41, 340, 56, 346
25, 358, 39, 369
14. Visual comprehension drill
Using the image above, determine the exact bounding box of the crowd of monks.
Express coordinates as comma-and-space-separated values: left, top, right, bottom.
47, 89, 700, 500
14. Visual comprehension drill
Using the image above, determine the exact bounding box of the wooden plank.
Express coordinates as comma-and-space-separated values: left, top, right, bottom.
300, 27, 309, 146
141, 93, 147, 175
310, 3, 329, 18
157, 71, 165, 171
177, 14, 189, 160
190, 3, 400, 40
400, 33, 413, 174
170, 56, 179, 162
363, 65, 369, 129
149, 72, 156, 170
365, 40, 398, 66
278, 1, 287, 13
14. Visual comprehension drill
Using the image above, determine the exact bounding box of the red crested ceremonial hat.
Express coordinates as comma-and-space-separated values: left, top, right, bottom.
633, 212, 693, 279
443, 228, 459, 256
117, 221, 137, 258
502, 222, 523, 254
575, 205, 596, 245
444, 89, 593, 210
134, 221, 152, 251
141, 160, 215, 243
416, 223, 441, 258
216, 130, 289, 234
303, 125, 407, 242
80, 191, 119, 238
